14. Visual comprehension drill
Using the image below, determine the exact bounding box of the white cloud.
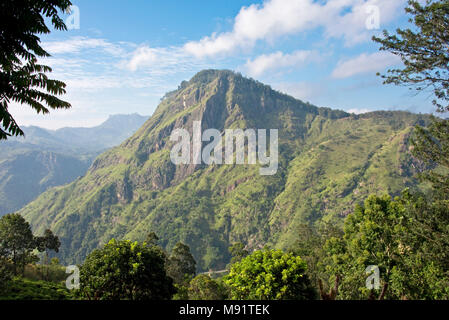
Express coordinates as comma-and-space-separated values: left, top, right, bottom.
121, 45, 211, 73
10, 36, 220, 129
331, 51, 401, 79
184, 0, 407, 58
37, 39, 212, 92
324, 0, 406, 46
245, 50, 315, 77
64, 77, 124, 90
126, 46, 159, 71
42, 37, 126, 56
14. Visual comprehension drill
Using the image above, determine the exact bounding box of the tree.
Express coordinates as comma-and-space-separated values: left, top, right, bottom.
166, 242, 196, 286
373, 0, 449, 112
372, 0, 449, 198
0, 256, 12, 294
390, 190, 449, 299
77, 239, 175, 300
35, 229, 61, 280
228, 242, 249, 265
188, 274, 229, 300
321, 191, 449, 300
289, 223, 343, 298
145, 231, 160, 247
0, 213, 36, 275
323, 195, 408, 300
372, 1, 449, 299
224, 249, 317, 300
0, 0, 72, 140
411, 117, 449, 198
36, 229, 60, 255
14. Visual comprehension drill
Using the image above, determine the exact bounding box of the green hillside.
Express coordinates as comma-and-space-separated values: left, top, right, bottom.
20, 70, 429, 271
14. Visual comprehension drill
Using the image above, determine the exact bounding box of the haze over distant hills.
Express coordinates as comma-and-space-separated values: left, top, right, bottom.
2, 114, 149, 157
0, 114, 148, 216
19, 70, 429, 271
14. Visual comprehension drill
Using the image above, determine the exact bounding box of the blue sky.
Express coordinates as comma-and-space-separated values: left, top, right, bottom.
10, 0, 438, 129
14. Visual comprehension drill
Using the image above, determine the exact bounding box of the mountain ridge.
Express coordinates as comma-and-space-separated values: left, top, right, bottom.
4, 113, 149, 156
19, 70, 429, 271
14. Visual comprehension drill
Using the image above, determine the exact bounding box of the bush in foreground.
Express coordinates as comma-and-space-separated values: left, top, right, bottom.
224, 249, 317, 300
77, 239, 175, 300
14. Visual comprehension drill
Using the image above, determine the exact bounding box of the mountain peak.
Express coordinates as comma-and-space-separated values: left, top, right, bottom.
164, 69, 270, 99
189, 69, 240, 84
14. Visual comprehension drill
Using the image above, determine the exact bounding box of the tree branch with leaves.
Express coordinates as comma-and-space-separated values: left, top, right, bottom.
0, 0, 73, 140
373, 0, 449, 112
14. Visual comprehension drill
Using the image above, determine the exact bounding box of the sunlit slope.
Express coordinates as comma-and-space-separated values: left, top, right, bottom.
20, 70, 427, 271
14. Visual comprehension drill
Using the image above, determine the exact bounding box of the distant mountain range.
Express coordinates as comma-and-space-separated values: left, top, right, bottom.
0, 114, 148, 215
2, 113, 149, 156
19, 70, 429, 271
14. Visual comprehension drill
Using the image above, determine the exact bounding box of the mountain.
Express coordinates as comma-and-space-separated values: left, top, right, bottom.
3, 113, 149, 156
0, 114, 148, 215
19, 70, 428, 271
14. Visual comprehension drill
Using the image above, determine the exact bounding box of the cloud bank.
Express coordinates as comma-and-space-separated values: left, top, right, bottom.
184, 0, 406, 58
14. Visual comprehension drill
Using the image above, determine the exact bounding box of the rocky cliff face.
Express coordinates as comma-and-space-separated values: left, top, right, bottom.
20, 70, 428, 271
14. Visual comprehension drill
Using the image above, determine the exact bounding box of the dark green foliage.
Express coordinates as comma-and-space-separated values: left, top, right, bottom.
224, 249, 317, 300
0, 213, 61, 295
35, 229, 61, 281
188, 274, 229, 300
0, 0, 73, 139
77, 239, 175, 300
289, 223, 343, 290
0, 257, 12, 294
412, 117, 449, 198
145, 231, 159, 247
228, 242, 249, 265
36, 229, 60, 254
0, 213, 36, 275
166, 242, 197, 286
404, 117, 449, 299
373, 0, 449, 112
362, 0, 449, 300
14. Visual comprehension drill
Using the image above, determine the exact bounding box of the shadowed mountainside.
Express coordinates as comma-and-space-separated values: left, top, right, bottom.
1, 114, 148, 215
